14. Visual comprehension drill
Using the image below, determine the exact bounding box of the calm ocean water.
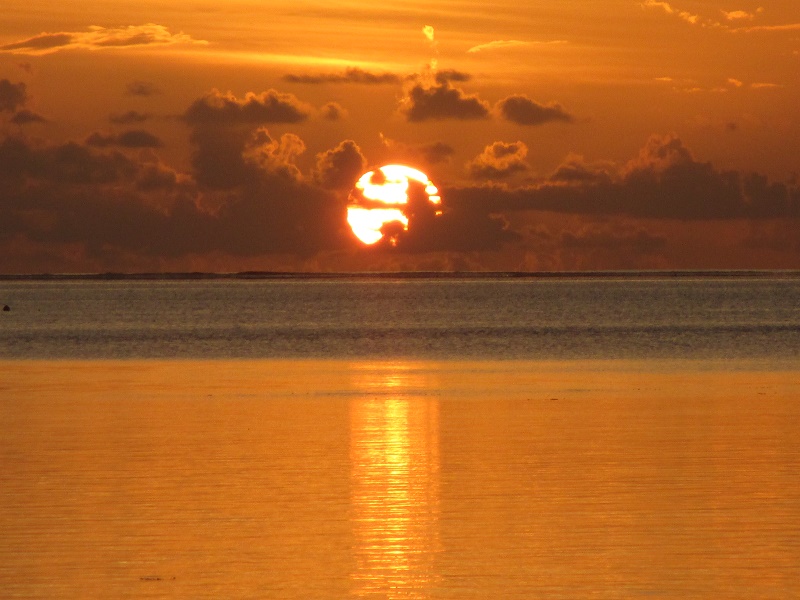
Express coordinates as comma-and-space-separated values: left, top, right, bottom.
2, 275, 800, 599
2, 275, 800, 361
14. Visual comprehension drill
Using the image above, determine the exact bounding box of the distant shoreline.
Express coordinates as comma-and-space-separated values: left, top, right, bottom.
1, 270, 799, 281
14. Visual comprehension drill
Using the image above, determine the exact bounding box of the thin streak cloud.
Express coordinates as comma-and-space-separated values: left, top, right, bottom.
0, 24, 207, 55
283, 67, 402, 85
467, 39, 566, 53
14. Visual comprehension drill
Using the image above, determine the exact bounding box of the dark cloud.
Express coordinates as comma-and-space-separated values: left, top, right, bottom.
401, 82, 490, 121
380, 136, 455, 166
400, 209, 519, 252
0, 133, 348, 263
447, 134, 800, 220
135, 161, 182, 191
561, 226, 667, 254
496, 94, 574, 126
3, 120, 797, 273
418, 141, 455, 165
320, 102, 347, 121
434, 69, 471, 84
550, 153, 613, 184
126, 80, 160, 96
188, 125, 252, 189
86, 130, 164, 148
0, 79, 27, 112
0, 33, 74, 53
0, 136, 137, 185
242, 128, 306, 182
389, 185, 519, 252
283, 67, 402, 85
466, 141, 530, 180
188, 121, 308, 190
184, 89, 312, 125
10, 109, 47, 125
313, 140, 366, 190
0, 25, 205, 55
186, 126, 348, 255
109, 110, 151, 124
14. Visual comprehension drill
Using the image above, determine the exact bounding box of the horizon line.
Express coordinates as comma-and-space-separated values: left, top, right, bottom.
2, 269, 799, 281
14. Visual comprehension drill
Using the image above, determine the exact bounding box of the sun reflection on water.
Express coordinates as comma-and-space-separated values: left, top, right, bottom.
349, 363, 441, 599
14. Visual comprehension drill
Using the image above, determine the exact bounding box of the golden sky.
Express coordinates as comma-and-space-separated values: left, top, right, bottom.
1, 0, 799, 272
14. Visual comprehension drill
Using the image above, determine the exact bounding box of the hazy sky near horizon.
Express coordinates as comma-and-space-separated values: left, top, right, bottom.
1, 0, 799, 272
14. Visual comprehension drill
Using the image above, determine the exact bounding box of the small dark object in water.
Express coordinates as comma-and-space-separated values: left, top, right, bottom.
2, 305, 9, 312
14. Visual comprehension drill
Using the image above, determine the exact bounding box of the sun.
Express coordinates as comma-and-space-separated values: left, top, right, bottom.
347, 165, 442, 245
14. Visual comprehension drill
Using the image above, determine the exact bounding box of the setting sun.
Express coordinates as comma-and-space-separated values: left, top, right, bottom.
347, 165, 442, 246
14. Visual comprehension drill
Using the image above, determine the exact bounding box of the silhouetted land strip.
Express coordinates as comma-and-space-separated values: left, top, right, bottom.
1, 270, 799, 281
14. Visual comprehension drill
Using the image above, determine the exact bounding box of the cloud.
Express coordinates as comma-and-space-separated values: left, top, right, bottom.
320, 102, 347, 121
467, 40, 530, 53
126, 80, 160, 97
496, 94, 574, 126
722, 9, 762, 21
400, 82, 490, 121
642, 2, 800, 33
561, 225, 667, 255
751, 82, 782, 89
423, 26, 435, 43
467, 39, 567, 53
0, 24, 207, 55
313, 140, 367, 190
417, 141, 456, 165
446, 134, 800, 220
183, 89, 313, 125
641, 0, 701, 25
379, 135, 455, 166
10, 109, 47, 125
0, 132, 351, 263
434, 69, 471, 84
466, 141, 530, 180
86, 130, 164, 148
391, 207, 519, 253
109, 110, 151, 124
283, 67, 402, 85
0, 136, 138, 185
550, 153, 614, 184
242, 129, 306, 181
0, 79, 27, 112
2, 122, 798, 272
462, 135, 800, 220
738, 22, 800, 32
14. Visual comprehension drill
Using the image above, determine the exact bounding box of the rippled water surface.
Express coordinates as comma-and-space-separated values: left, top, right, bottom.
2, 360, 799, 599
1, 276, 799, 360
1, 276, 799, 598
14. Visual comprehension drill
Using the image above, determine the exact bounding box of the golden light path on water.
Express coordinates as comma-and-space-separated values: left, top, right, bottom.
347, 164, 442, 245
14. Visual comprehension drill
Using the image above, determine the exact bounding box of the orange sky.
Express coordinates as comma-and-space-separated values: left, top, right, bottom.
1, 0, 799, 272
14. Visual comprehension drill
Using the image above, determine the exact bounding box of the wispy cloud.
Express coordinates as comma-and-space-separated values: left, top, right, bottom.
722, 8, 763, 21
737, 22, 800, 32
0, 24, 207, 55
641, 1, 700, 25
643, 2, 800, 33
467, 39, 566, 53
283, 67, 402, 85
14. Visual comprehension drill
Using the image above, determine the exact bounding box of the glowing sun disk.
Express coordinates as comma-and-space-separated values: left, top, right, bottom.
347, 164, 441, 246
347, 207, 409, 245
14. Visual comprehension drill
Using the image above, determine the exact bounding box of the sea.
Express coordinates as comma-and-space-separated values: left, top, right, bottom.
1, 274, 799, 599
2, 273, 800, 361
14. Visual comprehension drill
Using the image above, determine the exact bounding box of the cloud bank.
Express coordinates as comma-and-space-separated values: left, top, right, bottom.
184, 89, 313, 125
0, 24, 207, 55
